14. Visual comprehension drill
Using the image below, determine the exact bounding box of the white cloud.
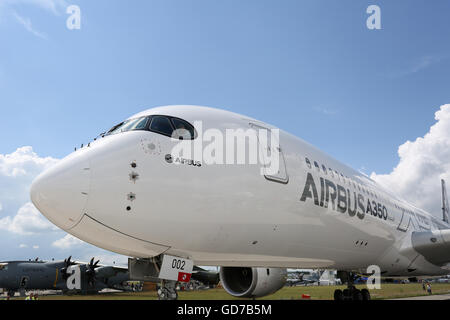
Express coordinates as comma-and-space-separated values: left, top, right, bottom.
0, 0, 68, 38
1, 0, 67, 15
371, 104, 450, 218
19, 244, 28, 248
52, 234, 85, 250
0, 147, 58, 236
388, 55, 447, 78
0, 202, 58, 235
13, 11, 47, 39
0, 146, 58, 206
407, 56, 444, 75
0, 146, 57, 178
52, 235, 130, 266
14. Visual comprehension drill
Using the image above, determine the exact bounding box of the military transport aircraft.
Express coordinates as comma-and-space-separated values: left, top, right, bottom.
286, 270, 320, 286
0, 257, 129, 297
192, 266, 220, 287
30, 105, 450, 300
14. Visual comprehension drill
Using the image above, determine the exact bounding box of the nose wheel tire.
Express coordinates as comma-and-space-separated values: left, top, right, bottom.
361, 289, 371, 300
335, 271, 371, 301
334, 287, 370, 301
334, 289, 344, 301
352, 289, 363, 301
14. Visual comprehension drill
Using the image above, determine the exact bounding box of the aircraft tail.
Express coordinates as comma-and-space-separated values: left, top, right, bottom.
442, 179, 449, 223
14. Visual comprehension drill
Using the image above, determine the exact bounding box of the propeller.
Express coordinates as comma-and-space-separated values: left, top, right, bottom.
61, 256, 76, 280
86, 257, 100, 287
64, 256, 73, 267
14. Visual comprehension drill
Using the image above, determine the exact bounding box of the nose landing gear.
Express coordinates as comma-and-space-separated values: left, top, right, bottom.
157, 280, 178, 300
334, 271, 371, 301
129, 256, 192, 301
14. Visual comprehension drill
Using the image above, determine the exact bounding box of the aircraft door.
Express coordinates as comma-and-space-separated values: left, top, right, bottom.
249, 123, 289, 184
397, 210, 411, 232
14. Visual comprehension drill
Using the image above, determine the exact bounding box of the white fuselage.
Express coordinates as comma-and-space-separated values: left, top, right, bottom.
31, 106, 450, 277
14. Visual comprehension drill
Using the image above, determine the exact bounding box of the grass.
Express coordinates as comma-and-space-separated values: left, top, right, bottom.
21, 283, 450, 300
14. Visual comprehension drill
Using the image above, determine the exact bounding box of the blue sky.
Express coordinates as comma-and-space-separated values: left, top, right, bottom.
0, 0, 448, 172
0, 0, 449, 262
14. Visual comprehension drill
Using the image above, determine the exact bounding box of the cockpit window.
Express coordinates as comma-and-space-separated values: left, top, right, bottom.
149, 116, 174, 136
104, 114, 197, 140
107, 117, 149, 135
170, 118, 196, 140
0, 263, 8, 271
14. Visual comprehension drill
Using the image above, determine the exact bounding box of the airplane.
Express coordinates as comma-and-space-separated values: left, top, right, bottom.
286, 270, 320, 286
192, 266, 220, 288
30, 105, 450, 300
0, 257, 130, 297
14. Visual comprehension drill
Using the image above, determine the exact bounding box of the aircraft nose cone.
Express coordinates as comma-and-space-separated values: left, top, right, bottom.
31, 154, 91, 230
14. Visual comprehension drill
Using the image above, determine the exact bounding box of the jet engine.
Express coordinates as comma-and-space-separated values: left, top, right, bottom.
219, 267, 287, 298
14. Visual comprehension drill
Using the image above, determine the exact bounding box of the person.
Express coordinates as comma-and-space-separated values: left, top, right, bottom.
25, 293, 33, 300
422, 280, 426, 291
426, 282, 432, 295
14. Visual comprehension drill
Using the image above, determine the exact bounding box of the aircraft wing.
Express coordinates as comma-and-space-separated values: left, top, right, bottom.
73, 260, 128, 270
411, 229, 450, 266
191, 266, 220, 285
108, 265, 128, 272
